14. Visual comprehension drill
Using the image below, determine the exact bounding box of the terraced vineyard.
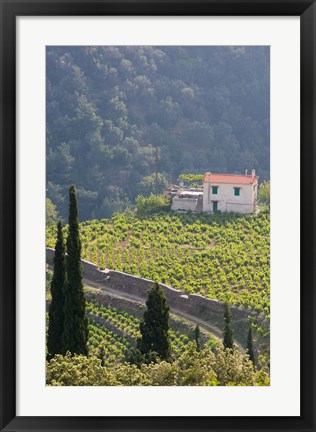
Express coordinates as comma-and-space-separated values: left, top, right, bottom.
47, 299, 203, 367
88, 320, 132, 366
47, 212, 270, 313
87, 301, 207, 365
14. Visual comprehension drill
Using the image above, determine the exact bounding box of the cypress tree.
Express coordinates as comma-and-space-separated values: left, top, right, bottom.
47, 221, 66, 359
247, 325, 256, 366
99, 346, 105, 367
62, 186, 88, 355
137, 282, 171, 361
194, 324, 201, 351
223, 302, 234, 349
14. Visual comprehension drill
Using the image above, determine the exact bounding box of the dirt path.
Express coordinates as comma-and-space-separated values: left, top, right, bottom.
83, 276, 245, 353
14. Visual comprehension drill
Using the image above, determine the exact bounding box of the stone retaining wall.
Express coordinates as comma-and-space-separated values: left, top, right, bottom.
46, 248, 268, 351
85, 290, 146, 319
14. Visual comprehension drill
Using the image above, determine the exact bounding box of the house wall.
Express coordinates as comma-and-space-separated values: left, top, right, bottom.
203, 181, 258, 214
171, 197, 198, 211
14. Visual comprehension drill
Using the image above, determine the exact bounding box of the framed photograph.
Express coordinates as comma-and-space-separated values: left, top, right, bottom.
0, 0, 315, 431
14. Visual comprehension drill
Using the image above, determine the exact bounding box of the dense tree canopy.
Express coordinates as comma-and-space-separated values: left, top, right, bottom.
47, 46, 270, 220
258, 180, 270, 207
46, 343, 270, 386
46, 197, 58, 226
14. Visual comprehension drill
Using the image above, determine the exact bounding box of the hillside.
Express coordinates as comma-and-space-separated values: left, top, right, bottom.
46, 207, 270, 385
46, 285, 269, 386
46, 46, 270, 220
86, 299, 214, 364
46, 211, 270, 314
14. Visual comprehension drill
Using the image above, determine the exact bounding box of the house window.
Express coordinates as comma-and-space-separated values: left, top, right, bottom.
234, 187, 241, 196
212, 186, 218, 194
212, 201, 218, 212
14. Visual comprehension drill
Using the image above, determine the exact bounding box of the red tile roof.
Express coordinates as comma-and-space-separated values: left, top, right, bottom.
203, 172, 258, 185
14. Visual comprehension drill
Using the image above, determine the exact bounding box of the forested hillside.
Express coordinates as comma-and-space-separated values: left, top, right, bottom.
47, 46, 270, 220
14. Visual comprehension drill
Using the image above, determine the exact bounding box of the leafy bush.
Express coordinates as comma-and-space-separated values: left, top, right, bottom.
136, 194, 171, 216
46, 343, 270, 386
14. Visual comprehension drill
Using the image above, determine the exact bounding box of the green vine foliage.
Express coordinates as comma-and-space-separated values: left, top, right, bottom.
47, 212, 270, 314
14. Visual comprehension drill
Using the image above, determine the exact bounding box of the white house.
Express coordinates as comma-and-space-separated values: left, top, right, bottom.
202, 170, 259, 214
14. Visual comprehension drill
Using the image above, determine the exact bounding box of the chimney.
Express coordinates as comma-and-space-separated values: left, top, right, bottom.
245, 169, 248, 176
251, 169, 256, 178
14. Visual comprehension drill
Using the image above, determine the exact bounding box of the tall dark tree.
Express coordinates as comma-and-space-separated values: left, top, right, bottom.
137, 282, 171, 361
247, 325, 256, 366
223, 303, 234, 349
99, 346, 105, 367
62, 186, 88, 355
47, 221, 66, 359
194, 324, 201, 352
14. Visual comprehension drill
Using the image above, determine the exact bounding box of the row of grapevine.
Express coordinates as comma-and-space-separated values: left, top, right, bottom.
87, 301, 200, 359
47, 212, 270, 313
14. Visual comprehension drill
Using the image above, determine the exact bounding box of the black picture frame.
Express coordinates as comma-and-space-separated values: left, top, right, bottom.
0, 1, 315, 431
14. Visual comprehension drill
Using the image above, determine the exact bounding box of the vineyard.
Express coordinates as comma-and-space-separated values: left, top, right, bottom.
47, 211, 270, 313
87, 300, 213, 366
47, 298, 209, 367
